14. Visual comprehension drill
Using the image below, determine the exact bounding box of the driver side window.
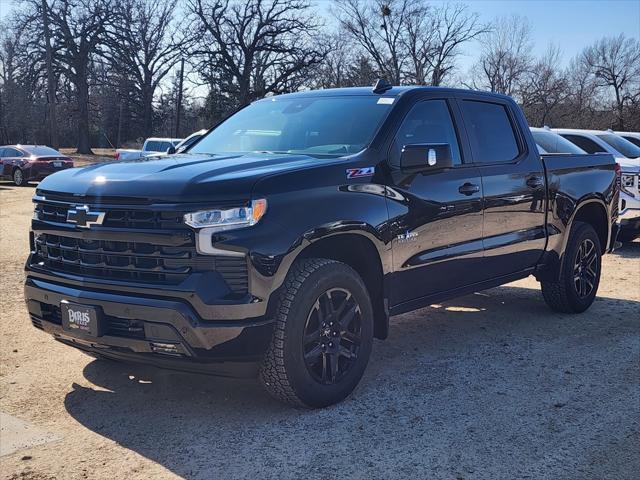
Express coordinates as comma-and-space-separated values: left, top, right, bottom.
390, 100, 462, 167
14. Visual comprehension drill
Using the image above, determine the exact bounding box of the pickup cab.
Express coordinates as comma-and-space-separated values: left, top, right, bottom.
25, 84, 619, 408
115, 137, 182, 161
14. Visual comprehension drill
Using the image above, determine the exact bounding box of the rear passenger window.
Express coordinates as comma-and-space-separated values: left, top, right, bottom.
561, 135, 606, 154
391, 100, 462, 166
461, 100, 520, 163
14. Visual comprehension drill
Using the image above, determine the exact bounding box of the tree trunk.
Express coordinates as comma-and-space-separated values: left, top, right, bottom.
142, 88, 153, 138
76, 76, 93, 154
614, 86, 624, 130
42, 0, 58, 149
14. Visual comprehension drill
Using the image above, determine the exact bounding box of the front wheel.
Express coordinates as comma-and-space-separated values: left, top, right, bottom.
259, 258, 373, 408
541, 221, 602, 313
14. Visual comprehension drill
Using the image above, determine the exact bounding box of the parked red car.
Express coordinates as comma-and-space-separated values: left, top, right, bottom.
0, 145, 74, 186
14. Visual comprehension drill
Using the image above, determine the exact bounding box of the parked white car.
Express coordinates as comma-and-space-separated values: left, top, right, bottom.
145, 129, 209, 158
115, 137, 182, 161
530, 127, 587, 154
555, 128, 640, 241
614, 131, 640, 148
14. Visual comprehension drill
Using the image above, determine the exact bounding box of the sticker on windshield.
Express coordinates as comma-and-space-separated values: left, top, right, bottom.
377, 98, 394, 105
346, 167, 375, 179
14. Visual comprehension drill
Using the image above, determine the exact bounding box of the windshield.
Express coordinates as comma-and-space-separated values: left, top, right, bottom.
596, 134, 640, 158
189, 96, 393, 158
532, 131, 586, 154
622, 135, 640, 148
26, 146, 61, 156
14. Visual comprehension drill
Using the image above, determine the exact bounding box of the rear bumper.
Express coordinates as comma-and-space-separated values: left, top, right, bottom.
24, 276, 274, 376
25, 164, 73, 181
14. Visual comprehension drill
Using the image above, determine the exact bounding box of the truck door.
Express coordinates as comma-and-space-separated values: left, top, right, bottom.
384, 97, 485, 307
456, 96, 546, 277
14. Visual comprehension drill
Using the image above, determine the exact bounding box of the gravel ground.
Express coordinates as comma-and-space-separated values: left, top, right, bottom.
1, 182, 638, 480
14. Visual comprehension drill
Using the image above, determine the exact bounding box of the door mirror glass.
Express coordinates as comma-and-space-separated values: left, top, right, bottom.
166, 145, 176, 155
400, 143, 453, 171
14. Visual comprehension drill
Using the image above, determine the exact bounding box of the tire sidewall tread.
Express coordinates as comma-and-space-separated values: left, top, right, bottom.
259, 258, 373, 408
541, 221, 602, 313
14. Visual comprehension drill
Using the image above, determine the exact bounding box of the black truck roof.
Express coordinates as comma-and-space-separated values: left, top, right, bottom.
269, 85, 514, 102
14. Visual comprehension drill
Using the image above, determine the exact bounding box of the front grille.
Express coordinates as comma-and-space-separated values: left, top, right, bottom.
33, 233, 248, 293
35, 233, 198, 284
621, 173, 639, 198
32, 198, 250, 294
34, 203, 188, 230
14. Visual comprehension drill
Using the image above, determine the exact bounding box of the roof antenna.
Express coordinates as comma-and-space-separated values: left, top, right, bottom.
372, 78, 392, 94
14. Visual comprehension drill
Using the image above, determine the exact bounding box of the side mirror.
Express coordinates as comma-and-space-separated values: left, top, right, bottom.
166, 145, 176, 155
400, 143, 453, 171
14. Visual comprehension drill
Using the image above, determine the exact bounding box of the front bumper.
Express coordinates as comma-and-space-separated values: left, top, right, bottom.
24, 276, 274, 376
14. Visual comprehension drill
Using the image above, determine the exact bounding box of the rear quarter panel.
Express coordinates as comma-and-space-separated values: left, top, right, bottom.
541, 153, 618, 264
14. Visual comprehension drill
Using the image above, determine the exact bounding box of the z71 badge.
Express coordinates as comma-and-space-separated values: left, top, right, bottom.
346, 167, 375, 179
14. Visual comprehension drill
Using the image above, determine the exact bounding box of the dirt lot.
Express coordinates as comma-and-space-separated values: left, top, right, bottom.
59, 148, 116, 167
1, 181, 638, 480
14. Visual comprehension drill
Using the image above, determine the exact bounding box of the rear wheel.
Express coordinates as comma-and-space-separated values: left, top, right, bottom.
13, 168, 26, 186
259, 258, 373, 408
541, 221, 601, 313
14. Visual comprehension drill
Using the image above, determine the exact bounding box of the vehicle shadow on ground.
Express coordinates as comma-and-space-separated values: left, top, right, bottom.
613, 240, 640, 259
0, 181, 37, 190
63, 284, 640, 479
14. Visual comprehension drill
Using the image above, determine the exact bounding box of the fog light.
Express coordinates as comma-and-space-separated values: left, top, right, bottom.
150, 342, 182, 356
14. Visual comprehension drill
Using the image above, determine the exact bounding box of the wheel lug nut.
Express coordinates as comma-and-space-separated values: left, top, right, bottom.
329, 342, 333, 347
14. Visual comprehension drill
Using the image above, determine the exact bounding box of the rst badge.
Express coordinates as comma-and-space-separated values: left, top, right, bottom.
346, 167, 375, 179
397, 230, 419, 243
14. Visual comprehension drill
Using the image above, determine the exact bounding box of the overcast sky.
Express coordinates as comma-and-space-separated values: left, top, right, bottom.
1, 0, 638, 78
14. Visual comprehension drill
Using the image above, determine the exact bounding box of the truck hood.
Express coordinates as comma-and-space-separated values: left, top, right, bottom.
38, 153, 332, 203
616, 157, 640, 173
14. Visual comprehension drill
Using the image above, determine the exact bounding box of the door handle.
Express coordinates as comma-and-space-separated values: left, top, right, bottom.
526, 176, 544, 189
458, 182, 480, 196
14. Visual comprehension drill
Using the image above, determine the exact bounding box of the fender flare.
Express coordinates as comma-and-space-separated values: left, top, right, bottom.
556, 197, 610, 277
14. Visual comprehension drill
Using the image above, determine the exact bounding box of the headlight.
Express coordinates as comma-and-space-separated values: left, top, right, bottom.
183, 199, 267, 231
621, 174, 636, 197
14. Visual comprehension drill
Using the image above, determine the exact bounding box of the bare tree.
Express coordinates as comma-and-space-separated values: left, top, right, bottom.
24, 0, 114, 153
562, 55, 601, 128
188, 0, 326, 108
0, 17, 48, 144
468, 15, 533, 95
581, 34, 640, 130
402, 1, 436, 84
426, 3, 487, 86
336, 0, 485, 86
107, 0, 183, 138
520, 44, 569, 126
335, 0, 416, 84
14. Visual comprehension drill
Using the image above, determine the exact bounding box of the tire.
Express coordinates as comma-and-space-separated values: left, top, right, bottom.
259, 258, 374, 408
13, 168, 26, 186
541, 221, 602, 313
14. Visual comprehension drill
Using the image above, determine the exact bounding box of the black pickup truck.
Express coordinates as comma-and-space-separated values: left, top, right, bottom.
25, 83, 619, 408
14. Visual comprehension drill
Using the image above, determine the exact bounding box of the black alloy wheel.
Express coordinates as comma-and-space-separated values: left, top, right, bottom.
302, 288, 362, 385
573, 238, 598, 299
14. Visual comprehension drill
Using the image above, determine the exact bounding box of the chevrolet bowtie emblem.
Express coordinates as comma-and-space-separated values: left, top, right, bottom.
66, 205, 105, 228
